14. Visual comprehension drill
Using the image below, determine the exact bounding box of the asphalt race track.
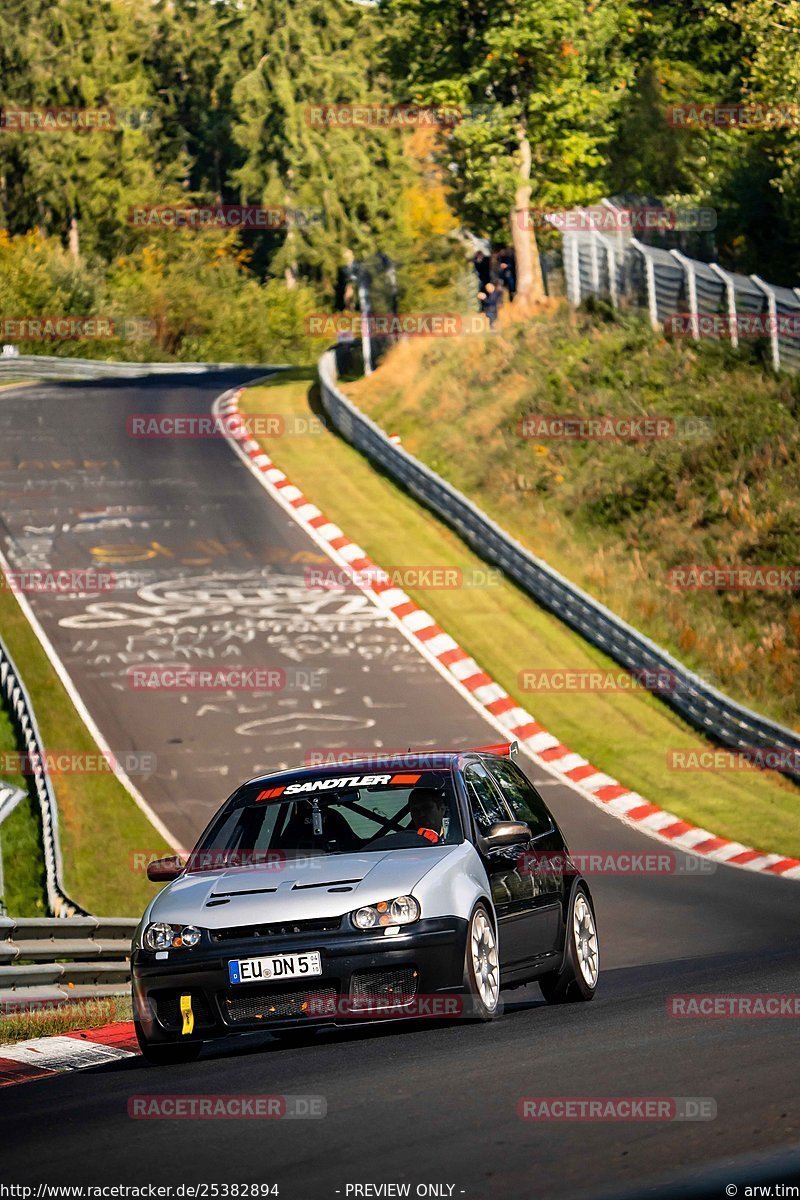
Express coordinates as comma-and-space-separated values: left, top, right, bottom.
1, 372, 799, 1197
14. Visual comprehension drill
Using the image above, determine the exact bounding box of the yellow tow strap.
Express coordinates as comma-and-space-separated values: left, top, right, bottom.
180, 994, 194, 1036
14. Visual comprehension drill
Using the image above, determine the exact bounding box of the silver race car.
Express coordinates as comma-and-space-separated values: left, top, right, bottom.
132, 743, 599, 1063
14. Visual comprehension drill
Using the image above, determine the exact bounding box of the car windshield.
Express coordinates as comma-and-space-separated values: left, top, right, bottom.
187, 768, 462, 868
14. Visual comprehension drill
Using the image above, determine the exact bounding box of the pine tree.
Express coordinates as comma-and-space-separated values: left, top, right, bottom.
220, 0, 415, 291
0, 0, 171, 261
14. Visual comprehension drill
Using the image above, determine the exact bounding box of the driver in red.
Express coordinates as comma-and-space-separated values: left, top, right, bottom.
408, 786, 446, 844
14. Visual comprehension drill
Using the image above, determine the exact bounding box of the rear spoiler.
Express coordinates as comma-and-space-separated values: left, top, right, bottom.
466, 740, 518, 758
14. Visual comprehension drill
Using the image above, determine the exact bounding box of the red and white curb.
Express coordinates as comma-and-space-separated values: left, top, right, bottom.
215, 386, 800, 882
0, 1022, 137, 1087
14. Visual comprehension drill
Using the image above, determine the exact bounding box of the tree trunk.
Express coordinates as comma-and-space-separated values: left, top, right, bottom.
68, 214, 80, 262
283, 189, 298, 289
511, 126, 545, 306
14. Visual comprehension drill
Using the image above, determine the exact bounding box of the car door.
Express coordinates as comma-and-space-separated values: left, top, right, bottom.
461, 760, 537, 970
484, 758, 565, 957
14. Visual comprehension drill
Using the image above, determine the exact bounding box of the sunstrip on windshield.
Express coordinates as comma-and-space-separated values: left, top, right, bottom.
255, 772, 422, 800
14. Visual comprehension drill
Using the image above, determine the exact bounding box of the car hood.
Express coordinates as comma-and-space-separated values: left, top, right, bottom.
148, 845, 459, 928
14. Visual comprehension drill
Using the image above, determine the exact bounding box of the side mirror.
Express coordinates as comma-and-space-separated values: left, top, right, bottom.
484, 821, 530, 849
147, 855, 186, 882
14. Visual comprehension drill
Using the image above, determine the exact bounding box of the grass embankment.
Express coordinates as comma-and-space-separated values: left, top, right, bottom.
0, 994, 131, 1046
347, 306, 800, 731
240, 375, 800, 858
0, 700, 45, 915
0, 583, 170, 915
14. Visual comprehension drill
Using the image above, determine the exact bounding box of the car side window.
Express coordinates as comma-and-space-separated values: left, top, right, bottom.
486, 760, 553, 837
463, 762, 511, 835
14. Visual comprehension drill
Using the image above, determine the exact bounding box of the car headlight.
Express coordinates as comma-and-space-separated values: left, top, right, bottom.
143, 922, 203, 951
352, 895, 420, 930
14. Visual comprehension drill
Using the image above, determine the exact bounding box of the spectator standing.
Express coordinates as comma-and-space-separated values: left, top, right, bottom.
472, 249, 492, 292
479, 281, 503, 328
498, 252, 516, 301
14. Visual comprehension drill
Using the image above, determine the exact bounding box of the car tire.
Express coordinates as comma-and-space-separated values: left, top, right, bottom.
463, 902, 501, 1021
134, 1016, 203, 1065
539, 884, 599, 1004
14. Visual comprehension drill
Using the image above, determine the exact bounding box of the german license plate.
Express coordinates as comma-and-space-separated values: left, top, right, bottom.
228, 950, 322, 985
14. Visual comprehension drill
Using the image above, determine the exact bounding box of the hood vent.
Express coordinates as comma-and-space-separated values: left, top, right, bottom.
207, 886, 279, 906
291, 877, 361, 892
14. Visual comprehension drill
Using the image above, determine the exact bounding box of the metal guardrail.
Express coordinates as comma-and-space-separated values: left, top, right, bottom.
0, 782, 25, 827
0, 782, 27, 917
562, 199, 800, 372
0, 354, 291, 382
0, 635, 88, 917
0, 354, 242, 380
317, 350, 800, 785
0, 917, 136, 1007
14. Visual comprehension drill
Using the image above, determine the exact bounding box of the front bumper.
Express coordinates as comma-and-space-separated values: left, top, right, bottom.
131, 917, 468, 1043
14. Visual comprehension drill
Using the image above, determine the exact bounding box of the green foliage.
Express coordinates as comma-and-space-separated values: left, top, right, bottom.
224, 0, 414, 288
0, 701, 47, 917
382, 0, 637, 240
0, 0, 468, 340
0, 229, 326, 363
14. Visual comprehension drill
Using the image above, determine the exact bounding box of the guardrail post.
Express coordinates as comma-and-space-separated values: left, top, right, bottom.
631, 240, 659, 330
0, 636, 87, 917
670, 249, 699, 340
589, 232, 600, 295
601, 197, 626, 260
709, 263, 739, 348
565, 233, 581, 306
751, 275, 780, 372
599, 236, 618, 309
